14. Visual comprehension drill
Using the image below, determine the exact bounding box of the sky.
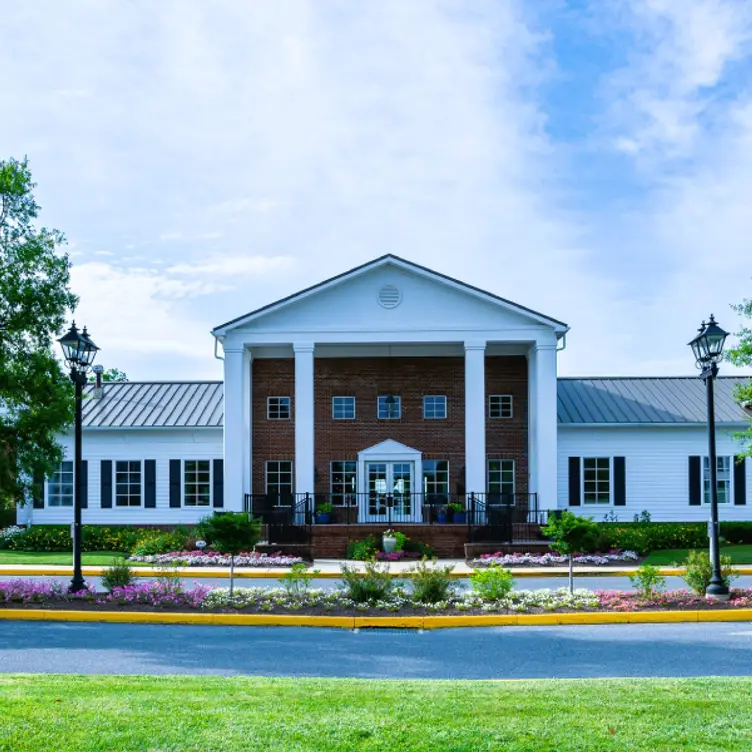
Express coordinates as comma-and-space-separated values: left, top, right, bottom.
2, 0, 752, 380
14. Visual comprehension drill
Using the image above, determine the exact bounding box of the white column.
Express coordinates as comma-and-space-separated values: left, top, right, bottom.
243, 349, 252, 496
527, 346, 538, 498
534, 341, 559, 511
294, 343, 315, 495
464, 341, 487, 496
223, 347, 246, 511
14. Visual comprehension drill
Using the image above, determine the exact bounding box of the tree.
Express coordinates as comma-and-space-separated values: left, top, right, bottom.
726, 295, 752, 457
542, 511, 599, 594
88, 367, 128, 383
0, 158, 76, 509
197, 512, 262, 596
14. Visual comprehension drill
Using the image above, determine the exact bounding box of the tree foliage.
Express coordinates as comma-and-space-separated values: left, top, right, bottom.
0, 157, 76, 507
88, 367, 128, 383
726, 295, 752, 456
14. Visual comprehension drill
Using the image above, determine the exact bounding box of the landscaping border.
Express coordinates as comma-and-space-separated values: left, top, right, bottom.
1, 608, 752, 628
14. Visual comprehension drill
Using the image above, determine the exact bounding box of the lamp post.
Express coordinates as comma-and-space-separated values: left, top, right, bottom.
58, 322, 99, 592
689, 314, 729, 600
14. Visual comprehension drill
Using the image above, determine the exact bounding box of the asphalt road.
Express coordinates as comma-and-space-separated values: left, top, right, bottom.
2, 621, 752, 679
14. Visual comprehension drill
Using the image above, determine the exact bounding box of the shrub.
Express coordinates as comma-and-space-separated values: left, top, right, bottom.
627, 564, 666, 599
347, 534, 435, 560
101, 558, 134, 592
470, 564, 515, 601
407, 559, 455, 603
719, 522, 752, 546
315, 502, 334, 514
594, 522, 707, 555
340, 560, 394, 604
279, 563, 319, 597
131, 530, 189, 557
682, 550, 739, 595
347, 536, 379, 560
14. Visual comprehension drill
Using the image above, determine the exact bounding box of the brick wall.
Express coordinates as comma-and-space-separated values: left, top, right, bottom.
251, 355, 528, 495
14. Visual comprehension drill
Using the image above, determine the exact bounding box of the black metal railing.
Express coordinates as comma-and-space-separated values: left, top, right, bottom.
466, 493, 547, 544
244, 493, 312, 544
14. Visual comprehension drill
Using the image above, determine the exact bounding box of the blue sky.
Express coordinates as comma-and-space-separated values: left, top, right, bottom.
2, 0, 751, 380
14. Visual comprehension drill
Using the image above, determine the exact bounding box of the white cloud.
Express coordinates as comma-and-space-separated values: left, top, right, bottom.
167, 254, 294, 277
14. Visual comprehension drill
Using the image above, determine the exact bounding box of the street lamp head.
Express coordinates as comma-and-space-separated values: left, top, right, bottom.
58, 321, 99, 375
689, 314, 728, 369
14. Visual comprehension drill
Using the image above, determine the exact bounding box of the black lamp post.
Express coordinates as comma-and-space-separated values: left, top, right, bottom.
58, 322, 99, 592
689, 314, 729, 600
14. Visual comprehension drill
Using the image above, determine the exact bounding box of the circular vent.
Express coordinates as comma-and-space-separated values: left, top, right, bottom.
378, 284, 402, 309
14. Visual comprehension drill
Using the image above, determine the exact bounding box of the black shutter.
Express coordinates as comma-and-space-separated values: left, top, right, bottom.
144, 460, 156, 508
80, 460, 88, 509
169, 460, 182, 508
735, 456, 747, 506
32, 471, 44, 509
213, 459, 224, 508
568, 457, 581, 506
613, 457, 626, 506
689, 456, 701, 505
100, 460, 112, 508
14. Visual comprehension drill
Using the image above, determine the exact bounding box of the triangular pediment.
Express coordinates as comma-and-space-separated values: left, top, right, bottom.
358, 439, 422, 458
213, 255, 567, 338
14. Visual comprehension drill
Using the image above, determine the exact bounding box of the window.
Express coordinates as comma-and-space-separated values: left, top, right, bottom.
115, 461, 142, 507
378, 395, 401, 419
267, 396, 291, 420
330, 461, 356, 505
266, 460, 293, 501
703, 456, 731, 504
48, 461, 74, 507
423, 395, 447, 419
489, 394, 513, 419
488, 459, 515, 500
184, 460, 212, 507
332, 396, 356, 420
583, 457, 610, 505
423, 460, 449, 495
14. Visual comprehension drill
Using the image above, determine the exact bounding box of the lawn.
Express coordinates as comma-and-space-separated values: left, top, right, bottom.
644, 544, 752, 566
1, 675, 751, 751
0, 551, 135, 567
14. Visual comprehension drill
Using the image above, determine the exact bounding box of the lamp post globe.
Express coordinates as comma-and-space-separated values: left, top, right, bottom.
58, 322, 99, 593
688, 314, 730, 600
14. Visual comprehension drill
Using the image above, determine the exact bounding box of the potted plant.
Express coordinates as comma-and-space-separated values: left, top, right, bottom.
437, 506, 449, 524
447, 502, 466, 524
382, 528, 398, 554
315, 502, 334, 524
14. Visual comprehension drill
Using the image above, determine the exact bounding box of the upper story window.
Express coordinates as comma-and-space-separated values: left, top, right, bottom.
184, 460, 212, 507
332, 396, 356, 420
423, 395, 447, 420
703, 456, 731, 504
583, 457, 610, 505
115, 460, 142, 507
267, 396, 291, 420
48, 461, 74, 507
378, 395, 401, 420
489, 394, 513, 419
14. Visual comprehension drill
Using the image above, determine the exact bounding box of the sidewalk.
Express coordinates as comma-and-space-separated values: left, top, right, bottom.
3, 559, 748, 579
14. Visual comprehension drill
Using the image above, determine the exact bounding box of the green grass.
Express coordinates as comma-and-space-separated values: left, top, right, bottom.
0, 550, 132, 566
1, 676, 751, 751
644, 544, 752, 566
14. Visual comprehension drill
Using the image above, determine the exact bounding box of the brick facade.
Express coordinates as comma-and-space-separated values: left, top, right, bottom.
251, 355, 528, 495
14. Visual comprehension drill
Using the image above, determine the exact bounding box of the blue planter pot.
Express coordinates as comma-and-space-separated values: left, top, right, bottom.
452, 512, 466, 524
315, 513, 330, 524
437, 512, 448, 524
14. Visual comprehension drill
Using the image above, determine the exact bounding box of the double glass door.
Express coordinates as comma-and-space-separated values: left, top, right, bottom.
362, 461, 416, 522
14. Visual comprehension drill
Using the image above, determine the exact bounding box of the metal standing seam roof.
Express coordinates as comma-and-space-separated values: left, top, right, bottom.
80, 377, 750, 428
82, 382, 223, 428
557, 377, 751, 425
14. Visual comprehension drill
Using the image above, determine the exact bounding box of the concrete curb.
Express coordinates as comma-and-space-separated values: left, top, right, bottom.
1, 608, 752, 628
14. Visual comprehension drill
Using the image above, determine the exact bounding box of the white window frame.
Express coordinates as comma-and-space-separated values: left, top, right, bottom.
703, 456, 732, 505
487, 459, 516, 501
267, 396, 291, 420
582, 457, 611, 505
265, 460, 293, 503
422, 460, 449, 495
47, 460, 74, 507
423, 395, 447, 420
115, 460, 143, 508
332, 396, 356, 420
183, 459, 213, 508
330, 460, 357, 505
377, 395, 402, 420
489, 394, 513, 419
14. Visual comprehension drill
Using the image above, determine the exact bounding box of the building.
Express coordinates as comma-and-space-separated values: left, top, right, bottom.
19, 255, 752, 553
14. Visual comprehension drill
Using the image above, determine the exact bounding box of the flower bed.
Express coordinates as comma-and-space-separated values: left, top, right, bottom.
472, 551, 640, 567
127, 550, 304, 567
375, 551, 422, 561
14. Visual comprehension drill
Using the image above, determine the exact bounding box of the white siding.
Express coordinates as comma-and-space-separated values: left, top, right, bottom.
558, 426, 752, 522
27, 428, 223, 526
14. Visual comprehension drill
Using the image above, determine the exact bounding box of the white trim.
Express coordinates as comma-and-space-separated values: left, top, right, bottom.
487, 458, 516, 500
581, 456, 612, 506
332, 396, 356, 420
113, 459, 144, 509
488, 394, 513, 419
266, 395, 291, 420
182, 459, 214, 509
423, 395, 447, 420
265, 460, 294, 498
377, 395, 402, 420
701, 455, 734, 505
